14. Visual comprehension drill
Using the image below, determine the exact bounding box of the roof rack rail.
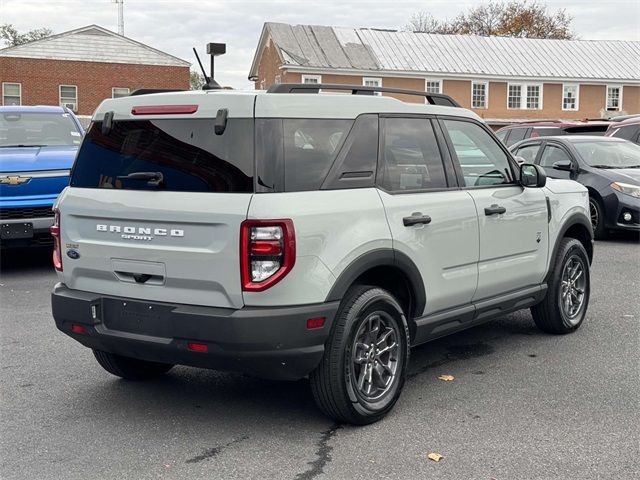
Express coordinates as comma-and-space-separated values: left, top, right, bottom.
518, 119, 563, 124
129, 89, 184, 97
266, 83, 461, 107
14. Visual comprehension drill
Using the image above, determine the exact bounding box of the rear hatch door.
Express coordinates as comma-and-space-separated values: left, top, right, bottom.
58, 92, 255, 309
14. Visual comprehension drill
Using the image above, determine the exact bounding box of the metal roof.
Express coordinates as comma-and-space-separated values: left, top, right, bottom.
0, 25, 190, 67
250, 22, 640, 83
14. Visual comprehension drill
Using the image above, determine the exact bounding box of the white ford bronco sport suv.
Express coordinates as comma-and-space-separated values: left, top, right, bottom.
51, 83, 593, 425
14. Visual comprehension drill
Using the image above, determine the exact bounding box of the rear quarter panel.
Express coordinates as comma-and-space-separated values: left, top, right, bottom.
244, 188, 391, 306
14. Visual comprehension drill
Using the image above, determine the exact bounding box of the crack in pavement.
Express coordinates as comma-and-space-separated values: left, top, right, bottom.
185, 436, 248, 464
293, 423, 341, 480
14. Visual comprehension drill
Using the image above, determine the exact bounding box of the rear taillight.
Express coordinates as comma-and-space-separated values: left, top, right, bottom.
50, 208, 62, 271
240, 219, 295, 292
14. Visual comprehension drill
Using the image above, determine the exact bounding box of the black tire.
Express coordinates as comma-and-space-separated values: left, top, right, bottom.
531, 238, 590, 334
93, 350, 174, 380
310, 286, 410, 425
589, 196, 607, 240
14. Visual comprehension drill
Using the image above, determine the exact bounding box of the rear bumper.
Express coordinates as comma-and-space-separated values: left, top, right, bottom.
51, 283, 338, 380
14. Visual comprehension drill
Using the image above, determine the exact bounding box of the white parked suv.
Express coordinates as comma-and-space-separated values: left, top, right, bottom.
51, 84, 593, 425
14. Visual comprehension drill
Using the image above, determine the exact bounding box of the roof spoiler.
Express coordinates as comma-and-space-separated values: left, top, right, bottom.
267, 83, 461, 107
129, 89, 183, 96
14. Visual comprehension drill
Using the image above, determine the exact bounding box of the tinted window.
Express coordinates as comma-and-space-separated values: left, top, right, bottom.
380, 117, 447, 191
495, 129, 509, 144
71, 119, 253, 192
322, 114, 378, 190
283, 119, 352, 191
514, 144, 540, 163
611, 124, 640, 142
530, 127, 562, 138
0, 111, 81, 147
505, 127, 527, 146
539, 145, 572, 168
443, 119, 515, 187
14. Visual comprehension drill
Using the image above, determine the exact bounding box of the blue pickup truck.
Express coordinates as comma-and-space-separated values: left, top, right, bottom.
0, 105, 84, 247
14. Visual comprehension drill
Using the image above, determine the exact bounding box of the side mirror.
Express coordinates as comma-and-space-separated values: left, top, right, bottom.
552, 160, 573, 171
520, 163, 546, 188
514, 156, 526, 165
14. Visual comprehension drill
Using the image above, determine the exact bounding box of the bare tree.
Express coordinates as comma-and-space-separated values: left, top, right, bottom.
1, 24, 53, 47
404, 1, 574, 39
403, 12, 442, 33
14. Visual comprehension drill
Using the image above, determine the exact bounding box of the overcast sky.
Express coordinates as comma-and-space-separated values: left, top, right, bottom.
1, 0, 639, 88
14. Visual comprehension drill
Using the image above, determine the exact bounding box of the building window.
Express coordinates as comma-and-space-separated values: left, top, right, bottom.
508, 84, 522, 109
472, 82, 488, 109
562, 84, 579, 111
302, 75, 321, 84
606, 86, 622, 111
363, 77, 382, 96
59, 85, 77, 112
526, 85, 541, 109
425, 79, 442, 94
2, 82, 21, 106
112, 87, 130, 98
508, 83, 543, 110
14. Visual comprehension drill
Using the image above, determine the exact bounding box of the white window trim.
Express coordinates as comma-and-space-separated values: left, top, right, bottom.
59, 84, 78, 111
562, 83, 580, 111
301, 74, 322, 84
507, 82, 543, 110
112, 87, 130, 98
606, 85, 623, 111
424, 78, 443, 94
363, 77, 382, 96
2, 82, 21, 106
471, 81, 489, 109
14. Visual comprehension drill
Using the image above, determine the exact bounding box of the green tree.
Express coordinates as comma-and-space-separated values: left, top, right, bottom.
405, 1, 574, 39
1, 24, 54, 47
190, 70, 206, 90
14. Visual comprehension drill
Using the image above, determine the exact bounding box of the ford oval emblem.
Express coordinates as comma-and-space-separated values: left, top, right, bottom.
66, 249, 80, 260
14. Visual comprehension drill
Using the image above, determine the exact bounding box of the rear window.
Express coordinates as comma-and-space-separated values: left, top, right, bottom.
0, 111, 81, 147
71, 119, 253, 193
256, 119, 353, 192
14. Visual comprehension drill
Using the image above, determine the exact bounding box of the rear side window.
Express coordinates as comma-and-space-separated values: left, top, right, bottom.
443, 119, 515, 187
530, 127, 562, 139
611, 124, 640, 142
495, 129, 509, 144
71, 119, 253, 193
380, 117, 447, 192
505, 127, 528, 146
255, 118, 353, 192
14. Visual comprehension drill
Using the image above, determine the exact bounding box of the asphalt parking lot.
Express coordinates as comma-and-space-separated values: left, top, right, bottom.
1, 234, 638, 480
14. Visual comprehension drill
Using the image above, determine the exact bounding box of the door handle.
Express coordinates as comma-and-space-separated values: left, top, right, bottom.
403, 213, 432, 227
484, 204, 507, 216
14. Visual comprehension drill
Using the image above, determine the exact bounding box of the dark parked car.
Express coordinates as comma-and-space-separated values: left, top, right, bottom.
510, 136, 640, 239
606, 116, 640, 145
497, 120, 611, 147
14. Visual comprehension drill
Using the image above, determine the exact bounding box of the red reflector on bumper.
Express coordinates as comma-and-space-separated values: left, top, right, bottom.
71, 324, 86, 334
306, 317, 326, 330
187, 342, 208, 353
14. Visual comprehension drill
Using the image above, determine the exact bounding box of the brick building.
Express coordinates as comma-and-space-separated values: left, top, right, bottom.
249, 23, 640, 127
0, 25, 190, 116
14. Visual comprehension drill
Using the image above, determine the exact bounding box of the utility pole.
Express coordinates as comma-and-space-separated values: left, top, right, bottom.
113, 0, 124, 36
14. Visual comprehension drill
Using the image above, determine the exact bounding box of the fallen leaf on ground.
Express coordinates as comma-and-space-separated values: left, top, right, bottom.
438, 374, 455, 381
427, 452, 444, 462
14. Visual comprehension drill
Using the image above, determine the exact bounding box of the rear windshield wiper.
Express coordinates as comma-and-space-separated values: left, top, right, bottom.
117, 171, 164, 187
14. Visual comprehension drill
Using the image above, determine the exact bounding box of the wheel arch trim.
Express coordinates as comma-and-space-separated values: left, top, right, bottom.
325, 249, 426, 318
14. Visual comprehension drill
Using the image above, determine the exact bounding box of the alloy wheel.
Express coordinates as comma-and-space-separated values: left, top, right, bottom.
559, 254, 587, 324
350, 312, 400, 402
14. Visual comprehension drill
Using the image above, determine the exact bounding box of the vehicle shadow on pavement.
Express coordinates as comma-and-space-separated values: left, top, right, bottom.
0, 246, 52, 274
